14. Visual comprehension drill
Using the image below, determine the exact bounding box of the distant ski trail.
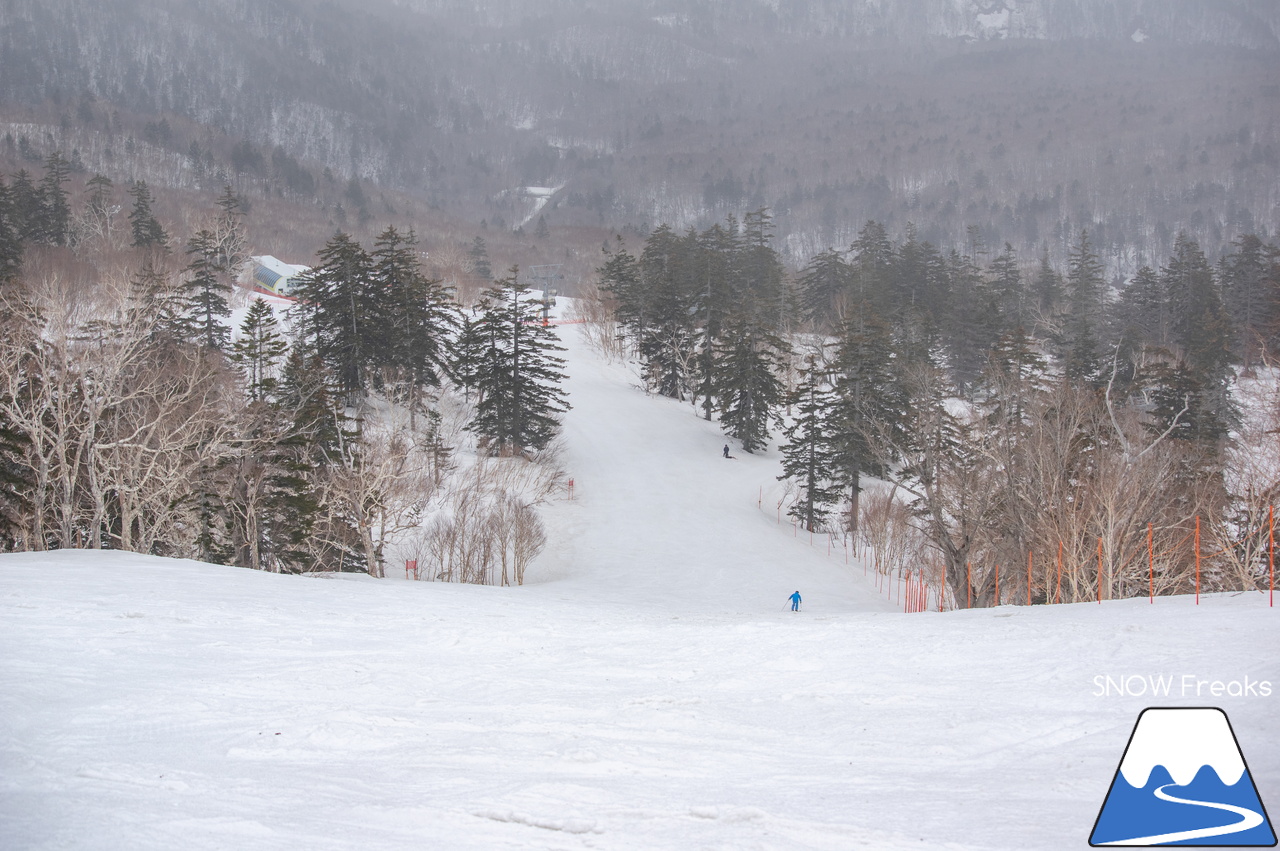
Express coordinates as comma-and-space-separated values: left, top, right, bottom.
1100, 783, 1264, 845
548, 322, 892, 614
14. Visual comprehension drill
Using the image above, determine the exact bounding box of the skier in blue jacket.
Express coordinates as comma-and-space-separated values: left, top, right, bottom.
789, 590, 802, 612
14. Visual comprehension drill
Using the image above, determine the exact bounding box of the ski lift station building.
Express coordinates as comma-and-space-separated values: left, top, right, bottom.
250, 255, 309, 296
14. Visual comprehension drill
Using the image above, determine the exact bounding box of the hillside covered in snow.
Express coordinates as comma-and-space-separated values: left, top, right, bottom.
2, 320, 1276, 849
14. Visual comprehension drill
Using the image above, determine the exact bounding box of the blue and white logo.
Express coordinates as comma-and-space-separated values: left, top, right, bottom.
1090, 707, 1276, 846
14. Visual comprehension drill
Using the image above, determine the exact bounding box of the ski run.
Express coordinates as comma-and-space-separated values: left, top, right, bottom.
2, 309, 1277, 850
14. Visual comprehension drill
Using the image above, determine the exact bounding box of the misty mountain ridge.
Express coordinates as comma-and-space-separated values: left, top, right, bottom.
1, 0, 1276, 272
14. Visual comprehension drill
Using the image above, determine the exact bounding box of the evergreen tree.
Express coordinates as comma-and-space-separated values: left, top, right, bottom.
467, 267, 571, 454
0, 178, 22, 285
468, 236, 493, 282
1136, 354, 1229, 447
452, 310, 488, 403
942, 249, 1001, 391
9, 170, 43, 243
211, 185, 248, 278
1159, 233, 1235, 444
1063, 230, 1105, 383
1220, 234, 1280, 370
231, 299, 288, 401
635, 225, 698, 400
849, 220, 895, 315
128, 180, 168, 250
37, 152, 71, 246
895, 223, 949, 313
1163, 233, 1232, 384
129, 256, 194, 344
693, 221, 740, 420
979, 326, 1048, 433
271, 349, 359, 570
290, 233, 378, 404
0, 407, 30, 551
1031, 247, 1063, 316
1114, 265, 1164, 347
739, 208, 785, 327
85, 174, 114, 220
778, 358, 841, 532
183, 229, 232, 350
598, 238, 643, 334
827, 302, 904, 530
797, 248, 853, 327
712, 314, 786, 453
373, 226, 458, 415
987, 243, 1024, 326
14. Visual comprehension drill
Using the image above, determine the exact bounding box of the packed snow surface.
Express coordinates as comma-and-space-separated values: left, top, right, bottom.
2, 319, 1277, 849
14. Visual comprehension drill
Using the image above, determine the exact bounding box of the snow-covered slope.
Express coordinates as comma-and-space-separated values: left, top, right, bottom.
534, 322, 892, 615
1, 321, 1277, 850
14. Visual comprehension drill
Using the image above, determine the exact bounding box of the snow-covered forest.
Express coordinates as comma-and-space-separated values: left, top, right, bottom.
2, 156, 1279, 607
0, 164, 570, 584
2, 2, 1279, 847
595, 211, 1280, 607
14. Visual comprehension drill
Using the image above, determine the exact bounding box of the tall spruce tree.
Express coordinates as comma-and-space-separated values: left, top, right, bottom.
635, 225, 698, 400
37, 152, 71, 246
290, 233, 378, 404
231, 299, 288, 401
712, 314, 786, 454
211, 185, 248, 279
468, 236, 493, 282
1159, 233, 1235, 444
0, 407, 30, 551
693, 221, 740, 420
0, 177, 22, 285
598, 238, 643, 334
739, 208, 785, 327
797, 248, 853, 327
778, 358, 841, 532
1063, 230, 1105, 383
894, 224, 950, 323
272, 349, 360, 570
467, 267, 570, 455
1032, 247, 1063, 317
1220, 234, 1279, 370
987, 243, 1024, 326
1114, 265, 1165, 347
943, 249, 1000, 391
849, 220, 895, 316
128, 180, 168, 250
129, 256, 194, 344
452, 310, 489, 403
374, 226, 458, 418
9, 170, 43, 243
183, 228, 232, 350
827, 302, 904, 531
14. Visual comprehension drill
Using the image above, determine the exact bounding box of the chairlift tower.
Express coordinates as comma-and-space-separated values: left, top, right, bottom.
528, 264, 563, 325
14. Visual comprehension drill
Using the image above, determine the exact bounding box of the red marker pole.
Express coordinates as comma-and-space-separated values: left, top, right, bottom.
1097, 537, 1104, 604
1056, 541, 1063, 604
1027, 551, 1033, 606
1269, 504, 1274, 608
967, 561, 972, 609
1148, 523, 1154, 604
1195, 515, 1201, 606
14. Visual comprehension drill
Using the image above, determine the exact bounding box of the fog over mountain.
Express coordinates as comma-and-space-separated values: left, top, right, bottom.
2, 0, 1276, 270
